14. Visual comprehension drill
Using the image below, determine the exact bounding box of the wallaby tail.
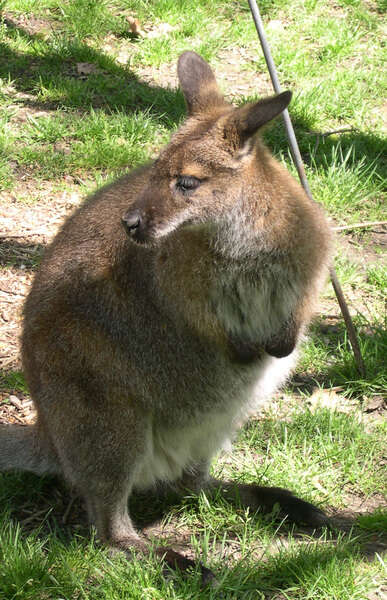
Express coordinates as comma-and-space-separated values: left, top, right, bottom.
0, 423, 59, 476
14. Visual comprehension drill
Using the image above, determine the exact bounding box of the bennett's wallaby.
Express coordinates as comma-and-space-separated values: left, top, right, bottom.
1, 52, 331, 580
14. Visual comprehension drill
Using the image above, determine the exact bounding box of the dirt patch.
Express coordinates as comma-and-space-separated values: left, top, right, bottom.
336, 225, 387, 267
135, 46, 273, 100
0, 183, 83, 373
0, 265, 32, 374
0, 392, 35, 425
217, 46, 274, 98
3, 12, 56, 39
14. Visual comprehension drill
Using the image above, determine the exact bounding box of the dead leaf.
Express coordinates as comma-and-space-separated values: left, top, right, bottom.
76, 63, 99, 76
267, 20, 286, 32
9, 395, 23, 410
116, 49, 131, 65
127, 16, 145, 37
311, 476, 329, 494
364, 396, 386, 413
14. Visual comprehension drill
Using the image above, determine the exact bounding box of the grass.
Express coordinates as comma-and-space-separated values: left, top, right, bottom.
0, 517, 382, 599
0, 0, 386, 598
0, 0, 385, 202
0, 406, 385, 599
297, 256, 387, 398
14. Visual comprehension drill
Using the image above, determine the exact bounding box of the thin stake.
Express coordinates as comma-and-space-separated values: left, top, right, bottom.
247, 0, 366, 377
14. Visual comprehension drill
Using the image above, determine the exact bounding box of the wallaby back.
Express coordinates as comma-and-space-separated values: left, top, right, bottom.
2, 51, 331, 579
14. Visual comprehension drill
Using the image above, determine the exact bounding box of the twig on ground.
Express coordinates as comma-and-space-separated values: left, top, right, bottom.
21, 507, 53, 526
0, 232, 46, 238
333, 220, 387, 232
0, 288, 26, 297
62, 496, 76, 525
307, 127, 358, 153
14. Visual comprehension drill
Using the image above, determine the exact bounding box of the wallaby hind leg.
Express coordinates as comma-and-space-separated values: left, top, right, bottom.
39, 383, 215, 583
180, 465, 328, 527
87, 489, 214, 583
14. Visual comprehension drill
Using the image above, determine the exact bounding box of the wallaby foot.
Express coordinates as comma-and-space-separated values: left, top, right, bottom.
88, 492, 215, 585
37, 387, 214, 584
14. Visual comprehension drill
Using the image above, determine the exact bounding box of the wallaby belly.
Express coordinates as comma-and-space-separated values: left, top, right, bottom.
132, 351, 297, 490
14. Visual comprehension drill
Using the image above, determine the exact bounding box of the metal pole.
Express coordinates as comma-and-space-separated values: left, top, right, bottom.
248, 0, 366, 377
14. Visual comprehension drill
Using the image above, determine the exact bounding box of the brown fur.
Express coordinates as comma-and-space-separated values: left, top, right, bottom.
0, 52, 332, 582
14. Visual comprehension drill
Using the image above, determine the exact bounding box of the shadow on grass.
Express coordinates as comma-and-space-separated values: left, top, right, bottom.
0, 470, 385, 596
288, 315, 387, 397
264, 116, 387, 185
0, 16, 186, 125
2, 14, 386, 183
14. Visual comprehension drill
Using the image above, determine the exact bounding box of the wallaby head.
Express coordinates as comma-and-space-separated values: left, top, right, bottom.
121, 51, 291, 245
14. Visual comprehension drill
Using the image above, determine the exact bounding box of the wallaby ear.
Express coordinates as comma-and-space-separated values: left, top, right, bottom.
223, 91, 292, 150
177, 51, 225, 115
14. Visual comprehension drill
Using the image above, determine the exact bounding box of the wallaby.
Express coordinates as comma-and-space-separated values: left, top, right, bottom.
0, 52, 331, 581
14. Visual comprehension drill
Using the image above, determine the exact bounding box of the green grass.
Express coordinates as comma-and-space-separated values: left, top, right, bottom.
297, 256, 387, 397
0, 369, 28, 392
0, 523, 380, 600
0, 0, 386, 598
0, 405, 385, 599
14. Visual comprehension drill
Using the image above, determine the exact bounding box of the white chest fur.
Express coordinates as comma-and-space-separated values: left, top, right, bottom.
132, 350, 297, 491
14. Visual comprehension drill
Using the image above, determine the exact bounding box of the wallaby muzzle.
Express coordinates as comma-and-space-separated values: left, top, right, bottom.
121, 209, 150, 244
121, 210, 141, 235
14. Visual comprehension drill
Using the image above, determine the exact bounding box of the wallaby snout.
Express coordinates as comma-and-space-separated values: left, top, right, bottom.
122, 198, 169, 244
122, 186, 165, 244
121, 209, 144, 241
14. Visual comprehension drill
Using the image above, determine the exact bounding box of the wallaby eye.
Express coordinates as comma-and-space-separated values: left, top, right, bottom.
176, 175, 201, 193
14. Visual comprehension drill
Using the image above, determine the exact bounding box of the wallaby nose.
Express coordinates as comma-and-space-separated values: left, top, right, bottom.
121, 211, 142, 237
